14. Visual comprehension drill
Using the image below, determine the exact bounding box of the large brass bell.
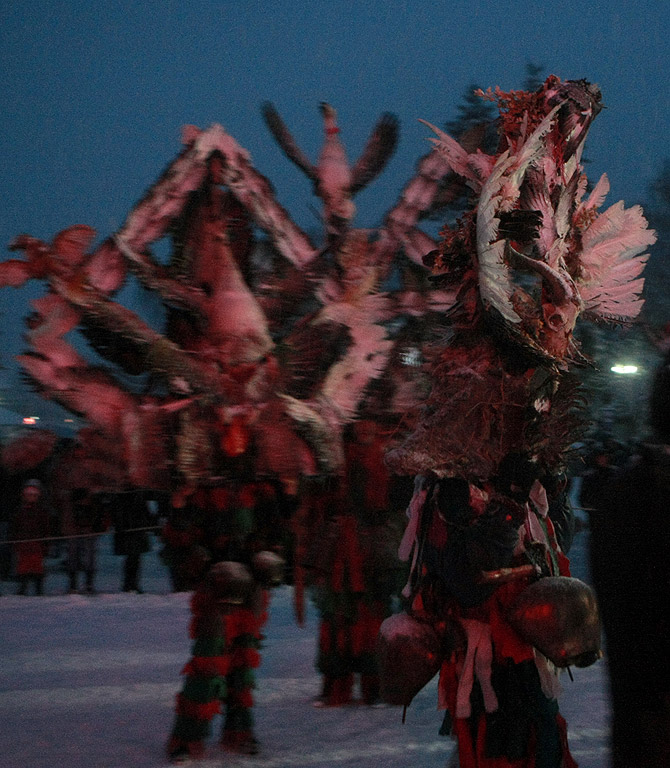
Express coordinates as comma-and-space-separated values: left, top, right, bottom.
207, 561, 255, 605
251, 550, 286, 587
377, 612, 443, 706
508, 576, 602, 668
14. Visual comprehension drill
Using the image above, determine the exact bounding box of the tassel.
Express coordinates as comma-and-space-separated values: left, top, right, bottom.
398, 477, 426, 561
455, 619, 498, 718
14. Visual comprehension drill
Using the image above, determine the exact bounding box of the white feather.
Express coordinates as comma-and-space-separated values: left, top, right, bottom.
579, 201, 656, 320
475, 105, 561, 322
418, 120, 493, 190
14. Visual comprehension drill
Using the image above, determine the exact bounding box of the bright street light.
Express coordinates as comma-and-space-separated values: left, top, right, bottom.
610, 364, 639, 375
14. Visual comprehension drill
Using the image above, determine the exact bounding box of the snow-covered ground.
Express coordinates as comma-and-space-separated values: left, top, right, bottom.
0, 525, 610, 768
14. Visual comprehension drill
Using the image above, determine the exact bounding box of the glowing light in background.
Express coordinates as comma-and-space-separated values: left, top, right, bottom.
400, 347, 422, 367
610, 364, 639, 374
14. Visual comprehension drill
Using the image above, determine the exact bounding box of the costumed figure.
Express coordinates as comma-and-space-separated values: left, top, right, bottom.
0, 92, 506, 759
305, 419, 408, 706
383, 76, 656, 768
166, 480, 285, 762
160, 501, 209, 592
0, 94, 468, 502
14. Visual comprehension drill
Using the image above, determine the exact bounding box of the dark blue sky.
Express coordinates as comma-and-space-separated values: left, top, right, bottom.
1, 0, 668, 416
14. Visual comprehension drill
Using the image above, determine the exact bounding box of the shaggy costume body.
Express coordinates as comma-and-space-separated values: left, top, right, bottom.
167, 480, 285, 760
384, 75, 654, 767
167, 583, 268, 759
397, 475, 577, 768
309, 426, 406, 706
313, 512, 395, 705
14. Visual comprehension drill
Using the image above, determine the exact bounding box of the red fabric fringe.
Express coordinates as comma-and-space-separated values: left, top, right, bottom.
229, 689, 254, 709
223, 606, 265, 639
455, 714, 537, 768
233, 648, 261, 669
238, 484, 256, 508
182, 655, 231, 676
352, 602, 384, 655
210, 486, 230, 511
489, 584, 535, 665
176, 694, 221, 720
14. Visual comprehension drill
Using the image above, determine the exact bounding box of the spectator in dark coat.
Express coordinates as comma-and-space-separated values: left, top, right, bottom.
590, 354, 670, 768
64, 488, 106, 594
113, 491, 153, 593
10, 479, 50, 595
578, 443, 616, 514
0, 467, 14, 585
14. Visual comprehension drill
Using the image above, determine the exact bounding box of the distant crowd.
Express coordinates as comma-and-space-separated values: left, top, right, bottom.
0, 478, 162, 596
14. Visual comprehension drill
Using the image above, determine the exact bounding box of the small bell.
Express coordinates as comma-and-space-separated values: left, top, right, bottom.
508, 576, 602, 668
251, 550, 286, 587
207, 561, 254, 605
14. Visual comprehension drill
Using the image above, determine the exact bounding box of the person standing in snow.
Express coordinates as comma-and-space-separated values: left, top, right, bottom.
112, 490, 153, 593
10, 478, 50, 595
63, 488, 106, 594
590, 352, 670, 768
0, 466, 14, 587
